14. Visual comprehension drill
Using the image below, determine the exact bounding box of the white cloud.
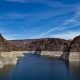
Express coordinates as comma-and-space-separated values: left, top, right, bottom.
37, 18, 75, 38
5, 0, 80, 9
0, 13, 30, 20
6, 0, 45, 3
50, 32, 80, 40
36, 6, 80, 38
0, 8, 73, 21
3, 1, 80, 40
27, 31, 80, 40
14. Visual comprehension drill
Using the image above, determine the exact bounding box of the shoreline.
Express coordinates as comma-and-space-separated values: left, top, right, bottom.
0, 51, 80, 68
22, 51, 80, 61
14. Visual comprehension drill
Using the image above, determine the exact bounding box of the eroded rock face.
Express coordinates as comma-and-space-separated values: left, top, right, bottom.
59, 43, 70, 61
68, 35, 80, 61
69, 35, 80, 52
0, 33, 18, 52
0, 51, 24, 68
0, 33, 71, 51
60, 36, 80, 61
12, 38, 70, 51
60, 35, 80, 61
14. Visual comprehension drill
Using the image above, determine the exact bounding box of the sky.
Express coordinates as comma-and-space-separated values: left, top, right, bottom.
0, 0, 80, 40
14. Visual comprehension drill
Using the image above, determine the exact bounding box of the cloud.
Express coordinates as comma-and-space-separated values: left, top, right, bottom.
36, 6, 80, 38
0, 13, 30, 20
5, 0, 72, 8
5, 0, 80, 9
2, 0, 77, 21
3, 32, 29, 40
50, 32, 80, 40
6, 0, 40, 3
0, 6, 79, 40
2, 0, 80, 40
36, 18, 75, 38
0, 7, 73, 21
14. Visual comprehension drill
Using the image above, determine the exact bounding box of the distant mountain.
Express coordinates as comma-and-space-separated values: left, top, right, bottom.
1, 33, 79, 52
11, 38, 71, 51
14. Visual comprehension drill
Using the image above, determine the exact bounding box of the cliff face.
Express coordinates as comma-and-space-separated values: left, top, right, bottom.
0, 33, 18, 52
1, 33, 80, 52
0, 33, 71, 52
11, 38, 70, 51
69, 35, 80, 52
0, 33, 80, 65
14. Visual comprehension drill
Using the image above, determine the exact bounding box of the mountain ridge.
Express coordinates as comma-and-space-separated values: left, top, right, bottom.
0, 33, 80, 52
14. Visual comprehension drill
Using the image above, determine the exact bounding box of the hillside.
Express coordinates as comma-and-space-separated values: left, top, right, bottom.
69, 35, 80, 52
11, 38, 71, 51
0, 33, 18, 52
1, 33, 80, 52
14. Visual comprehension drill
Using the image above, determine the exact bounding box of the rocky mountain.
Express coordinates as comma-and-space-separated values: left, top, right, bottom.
11, 38, 71, 51
0, 33, 18, 52
11, 35, 80, 52
69, 35, 80, 52
1, 33, 80, 52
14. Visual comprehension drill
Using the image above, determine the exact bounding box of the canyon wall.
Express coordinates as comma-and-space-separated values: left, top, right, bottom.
0, 51, 24, 68
0, 33, 80, 62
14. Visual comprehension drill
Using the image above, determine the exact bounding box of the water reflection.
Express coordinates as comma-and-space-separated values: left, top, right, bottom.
0, 65, 14, 80
69, 62, 80, 80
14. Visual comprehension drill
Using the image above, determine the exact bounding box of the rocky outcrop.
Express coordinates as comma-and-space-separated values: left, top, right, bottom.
69, 35, 80, 52
0, 33, 18, 52
60, 35, 80, 61
59, 43, 70, 61
0, 51, 24, 68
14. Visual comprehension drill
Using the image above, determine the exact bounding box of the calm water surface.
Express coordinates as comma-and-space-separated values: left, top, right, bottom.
0, 54, 80, 80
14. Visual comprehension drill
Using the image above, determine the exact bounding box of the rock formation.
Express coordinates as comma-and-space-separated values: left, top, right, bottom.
11, 38, 70, 51
67, 35, 80, 53
1, 33, 80, 53
0, 33, 18, 52
59, 42, 70, 61
0, 33, 71, 52
0, 34, 24, 67
0, 33, 80, 62
59, 35, 80, 61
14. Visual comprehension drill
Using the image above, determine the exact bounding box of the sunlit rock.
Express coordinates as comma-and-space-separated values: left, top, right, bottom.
0, 60, 4, 68
0, 51, 24, 68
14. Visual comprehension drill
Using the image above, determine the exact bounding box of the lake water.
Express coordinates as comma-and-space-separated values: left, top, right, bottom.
0, 54, 80, 80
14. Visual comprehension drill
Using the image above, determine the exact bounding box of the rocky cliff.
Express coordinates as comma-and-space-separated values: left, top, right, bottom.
68, 35, 80, 52
11, 38, 70, 51
0, 33, 80, 63
0, 33, 18, 52
68, 35, 80, 61
1, 33, 80, 52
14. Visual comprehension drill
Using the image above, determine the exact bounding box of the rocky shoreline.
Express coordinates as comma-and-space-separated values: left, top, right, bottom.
0, 51, 24, 68
0, 51, 80, 68
23, 51, 80, 61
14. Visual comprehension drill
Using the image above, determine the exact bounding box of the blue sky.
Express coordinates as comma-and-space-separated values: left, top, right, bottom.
0, 0, 80, 40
